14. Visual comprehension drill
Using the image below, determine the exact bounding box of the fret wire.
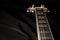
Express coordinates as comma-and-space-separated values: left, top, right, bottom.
37, 16, 45, 19
39, 24, 48, 27
40, 31, 50, 33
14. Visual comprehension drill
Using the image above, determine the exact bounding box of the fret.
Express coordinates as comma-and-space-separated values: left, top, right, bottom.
37, 16, 46, 19
41, 37, 52, 39
40, 31, 51, 37
40, 33, 52, 40
45, 37, 52, 39
41, 37, 52, 40
38, 20, 47, 23
39, 23, 47, 24
37, 14, 45, 16
39, 27, 49, 31
45, 33, 52, 37
37, 14, 44, 16
38, 24, 48, 27
40, 31, 50, 33
46, 39, 52, 40
37, 12, 44, 15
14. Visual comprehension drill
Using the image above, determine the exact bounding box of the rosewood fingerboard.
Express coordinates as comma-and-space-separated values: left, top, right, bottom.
35, 7, 54, 40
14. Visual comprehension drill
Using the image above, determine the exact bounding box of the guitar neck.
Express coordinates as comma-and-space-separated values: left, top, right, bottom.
35, 7, 54, 40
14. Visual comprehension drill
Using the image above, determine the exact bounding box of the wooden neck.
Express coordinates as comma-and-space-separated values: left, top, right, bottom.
35, 7, 54, 40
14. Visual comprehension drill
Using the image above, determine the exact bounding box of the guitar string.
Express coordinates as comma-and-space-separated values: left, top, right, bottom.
43, 13, 46, 40
41, 12, 44, 40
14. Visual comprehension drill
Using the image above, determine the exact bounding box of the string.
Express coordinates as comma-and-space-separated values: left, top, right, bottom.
43, 13, 46, 40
